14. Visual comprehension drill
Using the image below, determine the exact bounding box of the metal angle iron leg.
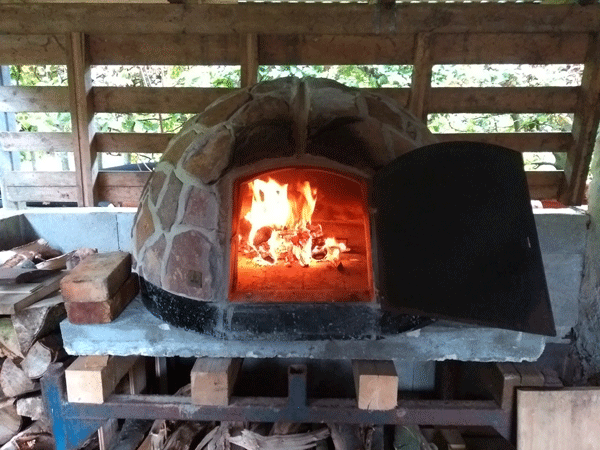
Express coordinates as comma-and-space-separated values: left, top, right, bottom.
42, 363, 106, 450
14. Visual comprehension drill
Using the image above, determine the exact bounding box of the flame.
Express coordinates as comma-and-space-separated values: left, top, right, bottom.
242, 177, 348, 267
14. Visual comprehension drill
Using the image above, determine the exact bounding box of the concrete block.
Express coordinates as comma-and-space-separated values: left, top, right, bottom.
543, 253, 583, 342
535, 210, 588, 255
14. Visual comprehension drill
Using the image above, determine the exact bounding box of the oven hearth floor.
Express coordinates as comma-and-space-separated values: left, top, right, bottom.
60, 296, 546, 362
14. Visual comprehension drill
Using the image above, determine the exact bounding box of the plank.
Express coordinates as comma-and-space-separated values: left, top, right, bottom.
90, 33, 240, 65
95, 132, 172, 154
67, 31, 97, 207
0, 4, 599, 35
352, 360, 398, 411
0, 271, 65, 315
561, 32, 600, 205
0, 268, 58, 285
65, 273, 139, 324
408, 33, 433, 122
240, 33, 258, 88
190, 357, 242, 406
97, 172, 151, 207
3, 185, 78, 203
259, 34, 414, 65
428, 87, 578, 114
65, 355, 140, 404
0, 131, 73, 153
60, 251, 132, 303
0, 34, 67, 65
517, 388, 600, 450
431, 32, 589, 65
436, 132, 573, 153
0, 86, 69, 112
2, 170, 76, 187
93, 87, 231, 113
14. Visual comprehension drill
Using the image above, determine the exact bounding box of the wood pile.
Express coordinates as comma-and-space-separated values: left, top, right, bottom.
0, 240, 97, 450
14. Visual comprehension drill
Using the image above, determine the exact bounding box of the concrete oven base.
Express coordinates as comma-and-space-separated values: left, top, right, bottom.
60, 295, 546, 361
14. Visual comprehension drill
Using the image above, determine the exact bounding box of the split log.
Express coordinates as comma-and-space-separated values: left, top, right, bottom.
0, 422, 52, 450
0, 240, 62, 268
329, 425, 364, 450
60, 251, 131, 302
66, 248, 98, 271
21, 334, 67, 379
196, 425, 229, 450
112, 420, 153, 450
229, 428, 330, 450
0, 359, 39, 397
16, 396, 47, 421
11, 294, 66, 355
0, 403, 22, 446
0, 319, 24, 360
163, 422, 206, 450
36, 251, 75, 271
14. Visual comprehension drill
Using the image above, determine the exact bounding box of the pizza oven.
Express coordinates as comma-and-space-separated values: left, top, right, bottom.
131, 77, 556, 340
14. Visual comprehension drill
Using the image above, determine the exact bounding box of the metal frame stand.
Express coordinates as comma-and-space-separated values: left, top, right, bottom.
42, 363, 511, 450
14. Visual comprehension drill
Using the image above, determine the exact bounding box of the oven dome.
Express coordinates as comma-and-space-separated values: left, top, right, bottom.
131, 77, 436, 302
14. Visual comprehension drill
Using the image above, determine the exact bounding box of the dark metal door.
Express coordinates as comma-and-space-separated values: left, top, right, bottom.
373, 141, 556, 336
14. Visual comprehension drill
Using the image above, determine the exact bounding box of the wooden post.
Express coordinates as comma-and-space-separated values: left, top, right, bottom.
190, 357, 242, 406
408, 33, 433, 122
561, 32, 600, 205
240, 33, 258, 88
352, 360, 398, 410
66, 32, 97, 207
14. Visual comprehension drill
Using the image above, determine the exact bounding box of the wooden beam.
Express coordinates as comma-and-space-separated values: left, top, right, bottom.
0, 4, 599, 36
431, 32, 589, 65
408, 33, 432, 122
89, 33, 239, 65
66, 31, 97, 207
65, 355, 140, 404
0, 34, 67, 65
190, 358, 242, 406
0, 86, 69, 112
561, 33, 600, 205
259, 34, 415, 65
0, 131, 73, 152
93, 87, 231, 113
94, 132, 172, 154
240, 33, 258, 88
428, 87, 578, 114
436, 132, 573, 153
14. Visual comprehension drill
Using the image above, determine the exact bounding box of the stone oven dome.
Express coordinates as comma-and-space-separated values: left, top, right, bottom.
132, 77, 436, 304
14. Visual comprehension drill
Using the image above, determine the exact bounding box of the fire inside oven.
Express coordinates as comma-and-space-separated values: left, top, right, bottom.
229, 167, 373, 303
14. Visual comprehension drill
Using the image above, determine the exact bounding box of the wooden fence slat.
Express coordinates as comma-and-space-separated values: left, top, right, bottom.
92, 87, 231, 113
431, 32, 589, 65
428, 87, 579, 114
259, 34, 415, 65
0, 4, 599, 35
0, 34, 67, 65
436, 132, 573, 153
0, 86, 69, 112
2, 171, 77, 203
97, 171, 150, 207
241, 33, 258, 88
561, 32, 600, 205
66, 31, 97, 207
95, 132, 172, 154
3, 170, 76, 187
0, 131, 73, 152
89, 33, 240, 65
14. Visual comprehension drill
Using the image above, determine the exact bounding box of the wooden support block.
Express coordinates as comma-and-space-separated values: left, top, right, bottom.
483, 363, 521, 410
65, 355, 139, 404
190, 358, 242, 406
352, 360, 398, 410
65, 273, 139, 324
514, 362, 544, 387
60, 251, 131, 302
434, 428, 466, 450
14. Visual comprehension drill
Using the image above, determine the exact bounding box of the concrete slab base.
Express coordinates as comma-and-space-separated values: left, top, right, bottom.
60, 297, 546, 362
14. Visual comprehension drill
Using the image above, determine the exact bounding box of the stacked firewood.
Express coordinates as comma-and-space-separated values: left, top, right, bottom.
0, 240, 97, 450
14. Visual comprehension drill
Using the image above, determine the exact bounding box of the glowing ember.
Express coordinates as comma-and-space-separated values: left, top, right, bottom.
242, 177, 348, 267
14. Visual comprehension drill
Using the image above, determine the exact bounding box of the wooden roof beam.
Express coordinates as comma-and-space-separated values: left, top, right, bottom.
0, 4, 599, 35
